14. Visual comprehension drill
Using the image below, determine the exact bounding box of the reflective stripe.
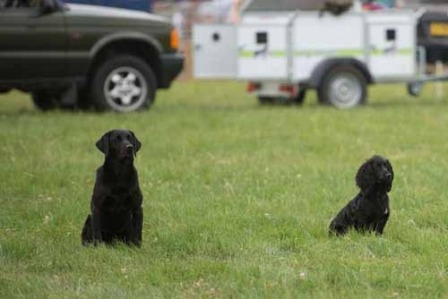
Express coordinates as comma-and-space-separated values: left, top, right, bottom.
239, 48, 413, 58
369, 49, 413, 56
271, 51, 286, 57
239, 51, 253, 58
295, 49, 413, 57
239, 50, 287, 57
295, 49, 363, 56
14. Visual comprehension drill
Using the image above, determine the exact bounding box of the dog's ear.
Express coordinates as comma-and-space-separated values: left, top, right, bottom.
129, 131, 141, 156
96, 131, 112, 155
385, 159, 394, 192
355, 159, 375, 191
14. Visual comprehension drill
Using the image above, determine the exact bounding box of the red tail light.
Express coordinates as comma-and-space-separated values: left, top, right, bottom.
246, 82, 260, 93
279, 84, 296, 95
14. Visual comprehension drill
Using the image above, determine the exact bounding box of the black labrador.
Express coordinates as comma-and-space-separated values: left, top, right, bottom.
329, 155, 394, 236
81, 129, 143, 247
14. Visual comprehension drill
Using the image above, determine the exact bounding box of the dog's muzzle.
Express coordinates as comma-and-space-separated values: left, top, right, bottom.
125, 144, 134, 156
379, 172, 392, 184
117, 144, 135, 160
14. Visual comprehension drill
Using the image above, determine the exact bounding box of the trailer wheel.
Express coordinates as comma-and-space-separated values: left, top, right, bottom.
258, 90, 306, 106
407, 82, 423, 97
257, 97, 290, 105
291, 89, 306, 105
318, 65, 367, 109
258, 96, 275, 105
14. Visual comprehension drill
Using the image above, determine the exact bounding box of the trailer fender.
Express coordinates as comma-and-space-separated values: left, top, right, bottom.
308, 58, 373, 88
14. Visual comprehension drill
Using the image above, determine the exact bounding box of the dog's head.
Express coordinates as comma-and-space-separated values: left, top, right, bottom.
96, 129, 141, 160
356, 155, 394, 192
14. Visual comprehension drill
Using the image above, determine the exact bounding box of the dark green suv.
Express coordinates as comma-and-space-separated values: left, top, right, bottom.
0, 0, 183, 112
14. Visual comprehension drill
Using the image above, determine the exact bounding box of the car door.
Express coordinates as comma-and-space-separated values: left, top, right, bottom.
0, 1, 67, 81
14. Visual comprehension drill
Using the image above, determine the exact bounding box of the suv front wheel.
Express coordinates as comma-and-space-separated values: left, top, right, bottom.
89, 55, 156, 112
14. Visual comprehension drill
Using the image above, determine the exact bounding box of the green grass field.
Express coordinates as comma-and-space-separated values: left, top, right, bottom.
1, 81, 448, 298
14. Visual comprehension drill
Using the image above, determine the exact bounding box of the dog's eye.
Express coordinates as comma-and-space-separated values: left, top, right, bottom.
115, 135, 122, 141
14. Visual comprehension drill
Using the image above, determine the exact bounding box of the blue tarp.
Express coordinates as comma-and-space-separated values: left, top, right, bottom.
65, 0, 152, 12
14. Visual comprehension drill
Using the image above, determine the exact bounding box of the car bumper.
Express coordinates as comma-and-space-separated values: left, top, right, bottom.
418, 12, 448, 63
422, 44, 448, 63
159, 53, 184, 88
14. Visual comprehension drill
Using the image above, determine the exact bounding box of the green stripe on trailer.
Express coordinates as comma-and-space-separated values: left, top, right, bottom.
271, 51, 286, 57
239, 50, 287, 58
294, 48, 413, 57
239, 51, 253, 58
240, 48, 413, 58
369, 48, 413, 56
294, 49, 363, 56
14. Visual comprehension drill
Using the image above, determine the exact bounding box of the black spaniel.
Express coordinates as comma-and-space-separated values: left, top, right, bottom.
329, 155, 394, 236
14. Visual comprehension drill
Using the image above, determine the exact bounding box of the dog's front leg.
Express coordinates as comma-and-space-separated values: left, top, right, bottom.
329, 220, 349, 236
131, 206, 143, 247
91, 207, 102, 245
375, 212, 389, 235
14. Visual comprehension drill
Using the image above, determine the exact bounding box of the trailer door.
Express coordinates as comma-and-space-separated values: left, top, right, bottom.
237, 12, 294, 80
366, 13, 416, 80
193, 24, 238, 79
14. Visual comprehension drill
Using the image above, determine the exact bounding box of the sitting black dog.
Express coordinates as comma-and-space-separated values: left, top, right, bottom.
329, 155, 394, 236
81, 129, 143, 247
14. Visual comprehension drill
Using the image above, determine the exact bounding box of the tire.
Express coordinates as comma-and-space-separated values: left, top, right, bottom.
89, 55, 156, 112
317, 65, 367, 109
0, 88, 11, 94
407, 82, 423, 97
258, 96, 276, 105
258, 94, 305, 106
291, 89, 306, 105
76, 87, 92, 111
31, 90, 60, 111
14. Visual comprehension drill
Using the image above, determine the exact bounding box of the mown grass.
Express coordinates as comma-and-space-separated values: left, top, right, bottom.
1, 81, 448, 298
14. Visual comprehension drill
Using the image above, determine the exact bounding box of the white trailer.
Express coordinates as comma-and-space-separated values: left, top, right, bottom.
193, 0, 435, 108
